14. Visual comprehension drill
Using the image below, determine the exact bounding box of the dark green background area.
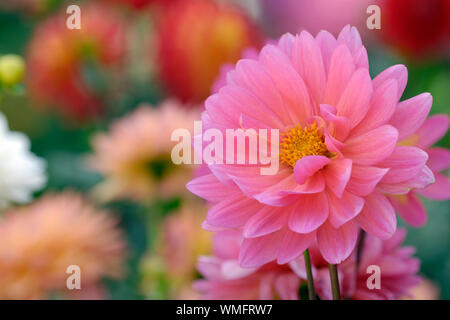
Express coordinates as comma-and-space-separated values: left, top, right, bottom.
0, 5, 449, 299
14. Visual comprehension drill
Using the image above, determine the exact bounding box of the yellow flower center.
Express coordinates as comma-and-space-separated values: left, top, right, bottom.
280, 123, 330, 167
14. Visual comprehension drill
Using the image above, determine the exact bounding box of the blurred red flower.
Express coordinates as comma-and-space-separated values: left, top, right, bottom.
26, 4, 127, 121
105, 0, 165, 10
381, 0, 450, 58
156, 0, 262, 103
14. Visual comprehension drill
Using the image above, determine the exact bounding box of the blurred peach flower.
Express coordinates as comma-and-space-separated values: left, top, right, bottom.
156, 0, 262, 103
90, 100, 200, 202
0, 191, 126, 299
141, 201, 211, 299
403, 279, 440, 300
26, 4, 127, 120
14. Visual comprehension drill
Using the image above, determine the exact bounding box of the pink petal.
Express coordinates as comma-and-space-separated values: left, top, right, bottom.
327, 191, 364, 229
356, 191, 397, 240
222, 166, 293, 198
337, 25, 362, 55
221, 260, 257, 280
346, 165, 389, 196
277, 229, 316, 264
317, 220, 359, 264
390, 93, 432, 141
379, 146, 429, 184
389, 193, 427, 227
324, 158, 352, 198
212, 230, 242, 259
353, 46, 369, 69
197, 256, 221, 279
288, 256, 308, 279
294, 155, 330, 185
259, 45, 313, 125
207, 194, 259, 228
383, 228, 407, 252
261, 173, 326, 206
315, 30, 337, 73
416, 173, 450, 200
204, 94, 237, 129
373, 64, 407, 100
320, 104, 350, 141
336, 68, 373, 129
278, 33, 295, 58
351, 79, 398, 136
259, 274, 277, 300
415, 114, 449, 148
324, 130, 345, 155
219, 85, 285, 129
239, 231, 283, 268
202, 221, 226, 232
378, 165, 435, 195
274, 274, 301, 300
292, 31, 327, 105
288, 193, 329, 234
187, 173, 234, 202
343, 125, 398, 166
323, 45, 355, 106
234, 59, 292, 125
243, 206, 288, 238
427, 147, 450, 172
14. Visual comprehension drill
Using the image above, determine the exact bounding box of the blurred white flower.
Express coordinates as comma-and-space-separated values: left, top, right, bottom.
0, 113, 46, 209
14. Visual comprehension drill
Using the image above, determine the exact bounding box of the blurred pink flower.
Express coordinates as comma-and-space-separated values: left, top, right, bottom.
141, 201, 211, 299
162, 202, 212, 282
90, 100, 200, 202
195, 230, 300, 300
187, 26, 434, 267
0, 191, 126, 299
26, 4, 127, 120
290, 229, 421, 300
388, 114, 449, 226
261, 0, 373, 37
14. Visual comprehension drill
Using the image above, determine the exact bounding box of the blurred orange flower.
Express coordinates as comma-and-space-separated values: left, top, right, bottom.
89, 100, 200, 202
26, 4, 127, 120
0, 191, 126, 299
156, 0, 262, 103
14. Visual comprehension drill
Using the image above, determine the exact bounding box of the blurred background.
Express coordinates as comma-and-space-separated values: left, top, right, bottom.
0, 0, 448, 299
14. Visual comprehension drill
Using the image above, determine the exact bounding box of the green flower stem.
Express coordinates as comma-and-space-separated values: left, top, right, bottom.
303, 249, 316, 300
329, 264, 341, 300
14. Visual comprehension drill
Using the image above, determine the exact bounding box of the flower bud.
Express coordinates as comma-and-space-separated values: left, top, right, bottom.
0, 54, 25, 86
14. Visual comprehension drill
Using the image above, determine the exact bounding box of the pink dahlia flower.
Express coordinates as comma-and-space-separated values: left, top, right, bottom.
290, 229, 421, 300
388, 114, 449, 226
195, 230, 300, 300
187, 26, 434, 267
